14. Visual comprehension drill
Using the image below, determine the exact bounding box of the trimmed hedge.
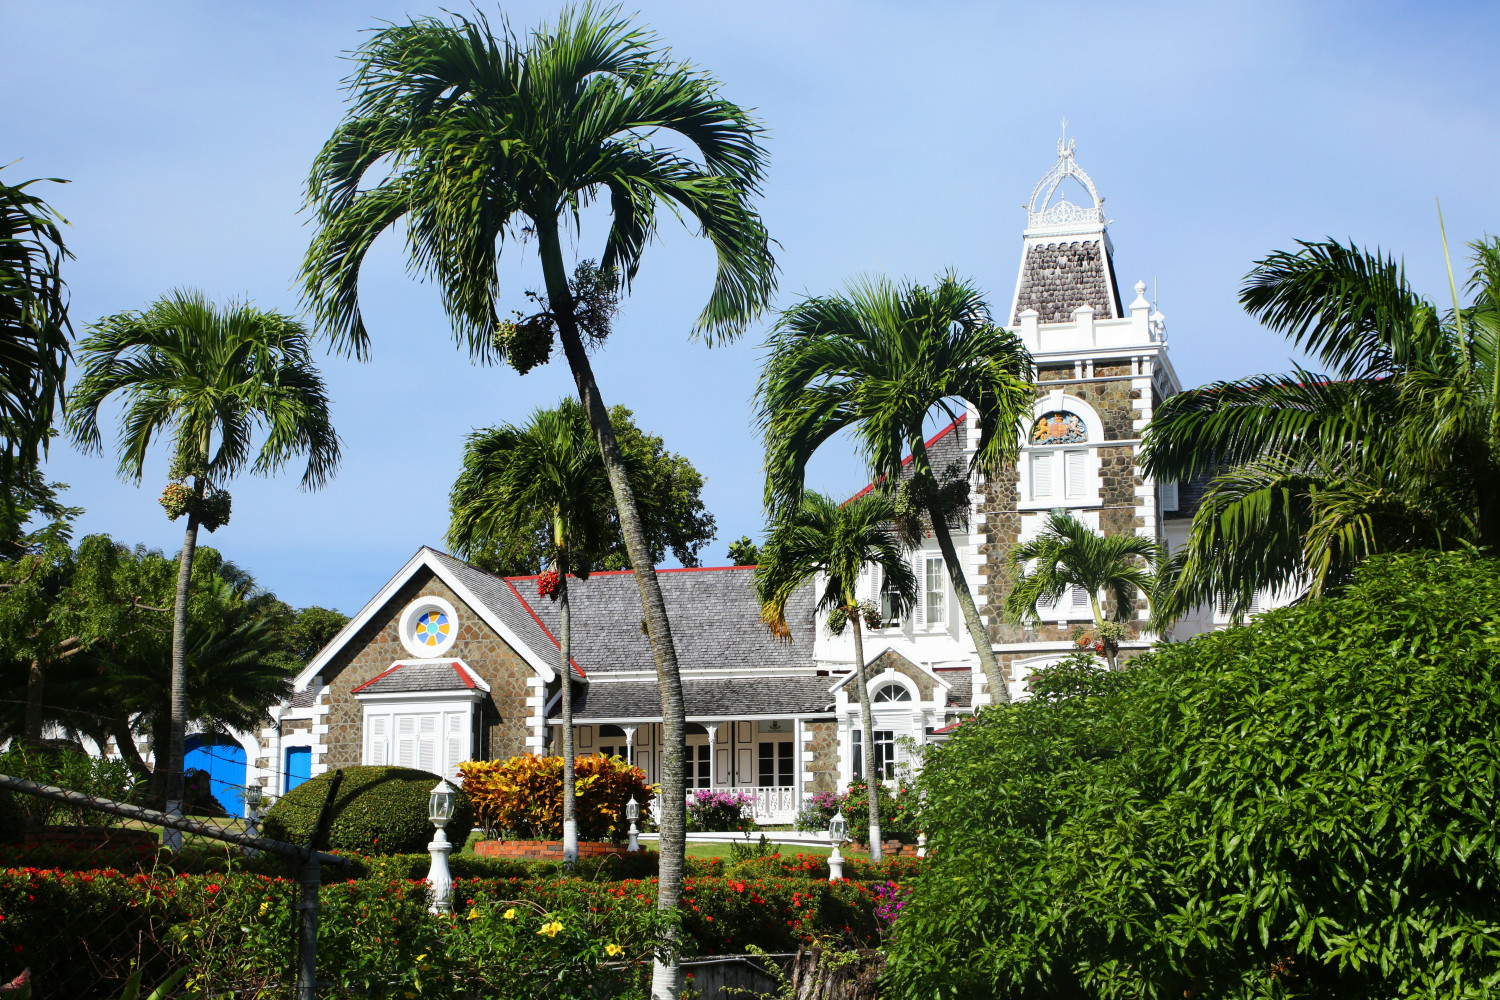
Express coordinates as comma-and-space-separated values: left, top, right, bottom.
261, 765, 474, 856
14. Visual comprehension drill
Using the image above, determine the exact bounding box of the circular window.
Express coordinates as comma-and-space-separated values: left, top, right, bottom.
398, 596, 460, 658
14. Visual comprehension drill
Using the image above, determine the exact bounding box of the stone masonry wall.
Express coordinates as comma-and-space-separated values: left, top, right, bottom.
318, 567, 536, 770
803, 720, 838, 794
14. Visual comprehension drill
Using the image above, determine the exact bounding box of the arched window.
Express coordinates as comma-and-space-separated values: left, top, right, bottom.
872, 682, 912, 703
1027, 410, 1091, 502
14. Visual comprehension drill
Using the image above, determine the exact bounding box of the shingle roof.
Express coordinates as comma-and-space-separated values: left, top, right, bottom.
850, 413, 969, 501
1164, 468, 1214, 521
353, 660, 479, 695
1011, 239, 1122, 324
428, 549, 584, 679
511, 566, 817, 675
554, 676, 837, 721
936, 669, 972, 708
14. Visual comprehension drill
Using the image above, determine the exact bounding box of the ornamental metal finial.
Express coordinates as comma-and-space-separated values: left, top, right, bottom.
1026, 127, 1104, 231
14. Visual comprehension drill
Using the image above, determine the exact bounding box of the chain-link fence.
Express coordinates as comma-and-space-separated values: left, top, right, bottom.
0, 767, 353, 1000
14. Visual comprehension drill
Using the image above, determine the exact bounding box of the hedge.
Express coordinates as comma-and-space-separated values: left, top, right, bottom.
0, 866, 891, 997
261, 765, 474, 856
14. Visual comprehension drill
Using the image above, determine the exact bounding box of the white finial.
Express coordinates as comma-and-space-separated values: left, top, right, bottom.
1026, 129, 1101, 230
1149, 278, 1167, 342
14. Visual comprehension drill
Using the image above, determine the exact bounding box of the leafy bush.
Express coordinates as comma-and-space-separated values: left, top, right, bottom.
686, 789, 753, 832
839, 779, 917, 844
459, 754, 652, 842
794, 790, 845, 833
260, 765, 472, 856
726, 852, 927, 883
0, 746, 135, 828
889, 551, 1500, 999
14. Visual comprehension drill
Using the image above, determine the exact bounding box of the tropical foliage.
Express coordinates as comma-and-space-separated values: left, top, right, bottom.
1143, 235, 1500, 623
758, 273, 1033, 703
890, 551, 1500, 999
459, 753, 652, 843
1004, 510, 1162, 666
261, 765, 474, 856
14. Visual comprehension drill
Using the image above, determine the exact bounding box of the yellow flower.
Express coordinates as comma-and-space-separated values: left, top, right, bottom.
258, 902, 269, 916
466, 909, 481, 921
537, 920, 564, 938
503, 907, 518, 920
416, 955, 427, 962
605, 943, 624, 957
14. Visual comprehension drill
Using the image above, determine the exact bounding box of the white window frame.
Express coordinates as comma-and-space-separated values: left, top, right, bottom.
358, 690, 483, 781
922, 555, 947, 628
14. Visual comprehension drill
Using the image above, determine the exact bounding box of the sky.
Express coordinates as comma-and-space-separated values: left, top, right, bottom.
6, 1, 1500, 614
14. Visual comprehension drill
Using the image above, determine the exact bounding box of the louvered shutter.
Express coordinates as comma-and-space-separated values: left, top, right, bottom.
368, 715, 390, 766
1248, 591, 1263, 615
445, 712, 467, 776
1160, 480, 1179, 511
1065, 451, 1088, 499
395, 715, 418, 767
417, 714, 439, 772
1071, 586, 1091, 611
1031, 452, 1053, 500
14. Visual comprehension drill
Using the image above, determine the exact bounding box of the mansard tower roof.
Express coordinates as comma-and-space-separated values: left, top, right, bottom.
1008, 136, 1123, 326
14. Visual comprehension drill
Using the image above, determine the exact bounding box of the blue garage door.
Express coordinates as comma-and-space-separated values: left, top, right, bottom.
184, 734, 247, 817
286, 746, 312, 793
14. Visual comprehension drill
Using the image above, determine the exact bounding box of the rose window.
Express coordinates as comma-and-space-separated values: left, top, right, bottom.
415, 610, 450, 647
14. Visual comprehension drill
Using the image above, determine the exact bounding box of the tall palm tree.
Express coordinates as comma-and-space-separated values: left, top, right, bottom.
1004, 510, 1163, 669
758, 273, 1034, 706
300, 12, 774, 987
755, 491, 915, 862
1141, 235, 1500, 624
65, 290, 339, 847
448, 400, 614, 867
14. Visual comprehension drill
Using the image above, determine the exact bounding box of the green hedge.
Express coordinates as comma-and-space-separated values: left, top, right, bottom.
261, 765, 473, 856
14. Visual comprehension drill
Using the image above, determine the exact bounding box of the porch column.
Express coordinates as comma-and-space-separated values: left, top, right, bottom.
794, 717, 805, 813
705, 724, 719, 788
623, 726, 637, 766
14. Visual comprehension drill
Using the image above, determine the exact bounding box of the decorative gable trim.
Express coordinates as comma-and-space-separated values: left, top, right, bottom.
825, 646, 951, 696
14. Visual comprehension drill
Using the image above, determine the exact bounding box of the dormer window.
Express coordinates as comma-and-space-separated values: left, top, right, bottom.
872, 683, 912, 703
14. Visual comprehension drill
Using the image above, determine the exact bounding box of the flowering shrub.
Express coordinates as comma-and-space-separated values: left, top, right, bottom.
685, 790, 753, 832
725, 852, 926, 883
793, 790, 846, 833
840, 779, 918, 844
459, 753, 652, 841
872, 880, 906, 929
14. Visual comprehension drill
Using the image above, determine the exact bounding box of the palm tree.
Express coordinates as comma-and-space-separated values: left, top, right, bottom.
1141, 235, 1500, 624
65, 290, 339, 846
300, 12, 775, 986
1004, 510, 1163, 669
755, 491, 915, 862
758, 273, 1033, 706
0, 168, 72, 481
448, 400, 614, 866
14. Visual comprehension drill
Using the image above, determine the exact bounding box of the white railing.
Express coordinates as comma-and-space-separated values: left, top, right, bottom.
751, 786, 797, 822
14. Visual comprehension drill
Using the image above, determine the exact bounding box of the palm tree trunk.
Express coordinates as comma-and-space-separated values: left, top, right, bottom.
909, 437, 1011, 706
23, 659, 44, 746
558, 561, 578, 867
162, 479, 203, 851
538, 225, 685, 1000
848, 611, 882, 863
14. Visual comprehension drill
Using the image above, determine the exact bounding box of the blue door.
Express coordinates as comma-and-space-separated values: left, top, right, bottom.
184, 734, 248, 816
286, 747, 312, 793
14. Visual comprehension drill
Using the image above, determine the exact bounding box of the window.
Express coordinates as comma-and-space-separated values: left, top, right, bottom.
923, 557, 946, 625
685, 742, 711, 788
1215, 591, 1265, 623
367, 709, 471, 779
851, 729, 862, 779
873, 730, 897, 780
1037, 585, 1091, 619
1160, 480, 1179, 511
872, 683, 912, 703
879, 569, 903, 627
1070, 585, 1091, 612
1027, 411, 1091, 502
758, 742, 793, 787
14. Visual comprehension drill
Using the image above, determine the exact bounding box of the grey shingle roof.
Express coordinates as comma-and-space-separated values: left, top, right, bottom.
937, 669, 972, 708
511, 566, 816, 676
1012, 239, 1121, 324
428, 549, 584, 679
554, 676, 837, 721
849, 413, 969, 501
289, 688, 319, 708
354, 661, 477, 694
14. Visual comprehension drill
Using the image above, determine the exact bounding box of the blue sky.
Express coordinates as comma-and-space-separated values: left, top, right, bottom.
6, 1, 1499, 613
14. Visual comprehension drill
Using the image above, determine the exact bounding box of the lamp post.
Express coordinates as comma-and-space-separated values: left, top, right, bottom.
243, 783, 263, 857
426, 779, 457, 915
626, 796, 640, 853
827, 813, 847, 881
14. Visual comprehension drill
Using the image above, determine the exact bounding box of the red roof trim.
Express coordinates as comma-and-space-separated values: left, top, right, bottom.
849, 413, 968, 501
503, 579, 586, 679
505, 564, 755, 581
451, 661, 476, 690
350, 662, 403, 694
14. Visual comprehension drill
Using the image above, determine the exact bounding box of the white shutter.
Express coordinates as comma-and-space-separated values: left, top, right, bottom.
1036, 592, 1059, 616
1031, 452, 1053, 500
1160, 480, 1179, 511
417, 714, 439, 772
368, 715, 390, 766
445, 712, 467, 776
1065, 451, 1088, 500
395, 715, 418, 767
1248, 591, 1264, 615
1071, 586, 1091, 611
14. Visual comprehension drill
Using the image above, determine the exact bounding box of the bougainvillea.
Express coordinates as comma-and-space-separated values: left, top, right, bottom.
685, 790, 753, 832
459, 754, 652, 841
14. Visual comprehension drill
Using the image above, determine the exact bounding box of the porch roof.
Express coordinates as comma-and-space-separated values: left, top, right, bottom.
550, 676, 837, 723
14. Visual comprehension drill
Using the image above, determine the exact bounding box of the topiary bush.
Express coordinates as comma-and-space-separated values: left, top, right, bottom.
261, 765, 472, 856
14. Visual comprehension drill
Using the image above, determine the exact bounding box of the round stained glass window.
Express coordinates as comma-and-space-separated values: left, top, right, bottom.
415, 610, 450, 647
1031, 411, 1087, 445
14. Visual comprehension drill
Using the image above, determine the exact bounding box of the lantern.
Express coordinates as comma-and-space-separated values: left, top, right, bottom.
426, 780, 458, 914
625, 796, 640, 822
827, 813, 848, 882
828, 813, 847, 843
245, 783, 262, 812
429, 780, 457, 826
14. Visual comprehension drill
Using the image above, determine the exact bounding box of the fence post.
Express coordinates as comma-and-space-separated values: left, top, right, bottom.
297, 769, 343, 1000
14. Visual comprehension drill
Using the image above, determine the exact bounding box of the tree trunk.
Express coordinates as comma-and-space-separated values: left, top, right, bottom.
558, 560, 578, 867
848, 612, 881, 862
110, 717, 152, 785
910, 436, 1011, 706
537, 224, 685, 1000
23, 658, 44, 747
163, 479, 203, 851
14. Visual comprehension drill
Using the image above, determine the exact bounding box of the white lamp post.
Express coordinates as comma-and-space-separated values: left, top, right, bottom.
827, 813, 847, 881
243, 783, 263, 857
626, 796, 640, 853
426, 779, 457, 915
